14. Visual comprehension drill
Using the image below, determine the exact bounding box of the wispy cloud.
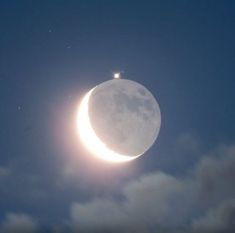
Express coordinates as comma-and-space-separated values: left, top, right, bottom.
1, 213, 37, 233
69, 144, 235, 233
192, 198, 235, 232
0, 167, 11, 178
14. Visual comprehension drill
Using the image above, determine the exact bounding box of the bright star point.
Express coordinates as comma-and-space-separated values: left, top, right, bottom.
113, 72, 121, 79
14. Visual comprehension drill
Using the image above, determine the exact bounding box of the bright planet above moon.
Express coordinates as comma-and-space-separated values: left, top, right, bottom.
77, 79, 161, 163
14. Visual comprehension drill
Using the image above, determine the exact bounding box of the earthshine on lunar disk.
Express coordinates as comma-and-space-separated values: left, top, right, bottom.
77, 79, 161, 163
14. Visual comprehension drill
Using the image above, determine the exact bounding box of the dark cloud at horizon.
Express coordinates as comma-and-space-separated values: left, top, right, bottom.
0, 143, 234, 232
69, 144, 235, 233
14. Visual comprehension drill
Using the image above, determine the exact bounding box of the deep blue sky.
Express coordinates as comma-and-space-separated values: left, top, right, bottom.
0, 1, 235, 232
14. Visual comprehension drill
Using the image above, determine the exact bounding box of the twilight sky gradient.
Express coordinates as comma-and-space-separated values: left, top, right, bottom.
0, 1, 235, 232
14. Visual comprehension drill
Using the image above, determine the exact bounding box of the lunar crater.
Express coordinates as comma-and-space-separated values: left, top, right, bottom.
88, 79, 161, 156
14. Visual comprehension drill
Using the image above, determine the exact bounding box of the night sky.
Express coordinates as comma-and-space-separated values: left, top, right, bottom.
1, 1, 235, 232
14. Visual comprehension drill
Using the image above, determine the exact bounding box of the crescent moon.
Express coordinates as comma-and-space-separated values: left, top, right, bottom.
77, 88, 142, 163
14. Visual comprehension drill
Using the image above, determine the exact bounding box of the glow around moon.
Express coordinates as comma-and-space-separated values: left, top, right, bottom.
77, 88, 142, 162
77, 79, 161, 163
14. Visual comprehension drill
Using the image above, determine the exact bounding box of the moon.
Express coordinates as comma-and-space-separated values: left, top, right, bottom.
77, 79, 161, 163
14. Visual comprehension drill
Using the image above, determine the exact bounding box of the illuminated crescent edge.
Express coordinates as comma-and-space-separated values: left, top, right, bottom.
77, 88, 142, 163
